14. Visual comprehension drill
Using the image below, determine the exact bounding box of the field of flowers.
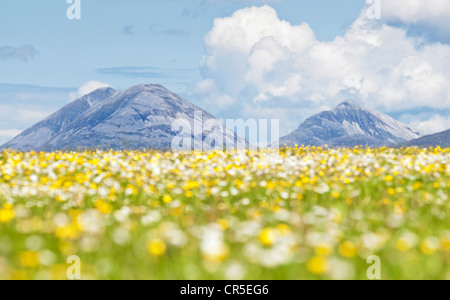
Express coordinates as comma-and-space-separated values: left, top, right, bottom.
0, 146, 449, 280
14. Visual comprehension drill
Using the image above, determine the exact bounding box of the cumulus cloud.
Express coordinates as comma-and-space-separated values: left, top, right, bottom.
377, 0, 450, 41
0, 45, 38, 62
181, 0, 281, 19
194, 5, 450, 135
411, 115, 450, 135
70, 81, 112, 101
381, 0, 450, 26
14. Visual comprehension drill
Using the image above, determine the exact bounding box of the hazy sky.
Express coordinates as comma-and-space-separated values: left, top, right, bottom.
0, 0, 449, 143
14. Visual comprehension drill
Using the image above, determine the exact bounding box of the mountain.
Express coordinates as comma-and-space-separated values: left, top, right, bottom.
2, 87, 117, 151
2, 84, 246, 151
280, 100, 423, 147
405, 129, 450, 147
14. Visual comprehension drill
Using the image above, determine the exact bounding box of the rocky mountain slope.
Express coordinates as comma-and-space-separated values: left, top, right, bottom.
280, 100, 423, 147
405, 129, 450, 147
2, 84, 246, 151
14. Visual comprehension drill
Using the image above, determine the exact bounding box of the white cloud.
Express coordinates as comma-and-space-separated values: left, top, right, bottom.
70, 80, 112, 101
381, 0, 450, 26
195, 5, 450, 135
77, 80, 112, 97
411, 115, 450, 135
204, 5, 314, 54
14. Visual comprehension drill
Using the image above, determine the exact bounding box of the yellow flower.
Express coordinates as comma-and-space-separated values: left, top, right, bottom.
307, 256, 328, 275
331, 211, 342, 223
315, 242, 333, 256
183, 181, 200, 190
218, 219, 229, 230
0, 204, 14, 224
396, 238, 413, 252
162, 195, 173, 204
412, 182, 423, 190
95, 200, 113, 214
50, 264, 69, 280
19, 251, 40, 267
166, 183, 176, 189
384, 175, 394, 182
393, 203, 406, 216
259, 228, 276, 246
440, 237, 450, 251
395, 187, 405, 194
420, 238, 439, 255
11, 270, 30, 280
147, 239, 167, 257
339, 241, 358, 258
55, 224, 80, 240
331, 191, 341, 198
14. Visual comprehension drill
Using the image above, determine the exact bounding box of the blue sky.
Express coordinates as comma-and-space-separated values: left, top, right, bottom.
0, 0, 362, 89
1, 0, 449, 143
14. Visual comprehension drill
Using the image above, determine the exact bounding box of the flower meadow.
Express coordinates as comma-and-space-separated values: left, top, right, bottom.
0, 147, 449, 280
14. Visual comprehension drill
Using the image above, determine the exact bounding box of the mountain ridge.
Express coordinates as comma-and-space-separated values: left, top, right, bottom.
404, 129, 450, 147
2, 84, 246, 151
279, 100, 423, 147
4, 88, 443, 150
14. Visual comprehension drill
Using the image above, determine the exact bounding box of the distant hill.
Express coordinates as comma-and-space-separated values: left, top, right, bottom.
404, 129, 450, 147
280, 100, 423, 147
2, 84, 246, 151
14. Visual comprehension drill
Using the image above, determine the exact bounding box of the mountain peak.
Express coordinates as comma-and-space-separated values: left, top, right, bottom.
2, 83, 246, 151
280, 100, 422, 147
335, 100, 362, 110
81, 87, 117, 107
92, 86, 116, 92
127, 83, 168, 92
79, 86, 116, 100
